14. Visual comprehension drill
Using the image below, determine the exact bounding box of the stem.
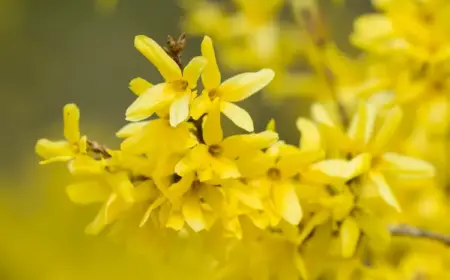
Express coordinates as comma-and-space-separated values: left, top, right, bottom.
389, 224, 450, 246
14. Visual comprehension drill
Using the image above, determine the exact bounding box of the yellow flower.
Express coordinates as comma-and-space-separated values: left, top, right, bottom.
35, 104, 87, 164
119, 118, 198, 157
351, 0, 450, 63
239, 142, 324, 226
175, 108, 279, 181
191, 36, 275, 132
310, 101, 435, 212
126, 35, 207, 126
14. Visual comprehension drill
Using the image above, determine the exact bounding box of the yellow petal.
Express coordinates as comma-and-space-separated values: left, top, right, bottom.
140, 196, 166, 227
183, 56, 208, 89
266, 118, 276, 132
116, 121, 149, 138
63, 103, 80, 143
169, 91, 191, 127
211, 157, 240, 179
107, 172, 135, 203
66, 181, 110, 204
346, 153, 372, 179
85, 194, 127, 235
340, 217, 360, 258
166, 211, 185, 231
191, 91, 212, 120
129, 77, 153, 96
353, 211, 391, 247
35, 139, 74, 164
203, 105, 223, 145
68, 155, 105, 176
222, 131, 279, 159
237, 151, 274, 178
350, 14, 394, 50
297, 210, 330, 245
304, 159, 351, 184
228, 181, 263, 210
167, 172, 196, 199
175, 145, 209, 176
370, 106, 402, 153
277, 146, 325, 178
134, 35, 182, 81
220, 101, 254, 132
347, 102, 376, 147
296, 117, 322, 150
380, 152, 435, 178
223, 216, 242, 239
219, 69, 275, 102
369, 171, 401, 212
272, 181, 302, 225
201, 35, 221, 89
126, 83, 171, 122
311, 103, 337, 126
182, 194, 205, 232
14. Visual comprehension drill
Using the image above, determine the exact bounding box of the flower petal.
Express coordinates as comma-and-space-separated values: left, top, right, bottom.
191, 91, 212, 120
116, 121, 149, 138
169, 91, 191, 127
134, 35, 182, 81
183, 56, 208, 89
340, 217, 360, 258
346, 153, 372, 179
126, 83, 171, 122
68, 155, 105, 176
129, 77, 153, 96
220, 101, 254, 132
63, 103, 80, 143
277, 147, 325, 178
66, 181, 110, 204
182, 194, 206, 232
369, 106, 402, 154
106, 172, 136, 203
380, 152, 435, 178
272, 181, 302, 225
175, 145, 210, 176
219, 69, 275, 102
304, 159, 351, 184
296, 117, 322, 150
201, 36, 221, 89
35, 139, 74, 164
203, 105, 223, 145
211, 157, 240, 179
369, 171, 401, 212
347, 102, 376, 148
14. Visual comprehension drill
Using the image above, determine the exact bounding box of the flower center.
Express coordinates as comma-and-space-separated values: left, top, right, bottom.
267, 167, 281, 181
170, 79, 189, 92
208, 144, 223, 157
208, 89, 220, 100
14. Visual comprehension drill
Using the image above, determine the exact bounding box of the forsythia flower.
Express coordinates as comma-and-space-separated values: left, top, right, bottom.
35, 104, 87, 164
126, 35, 207, 126
191, 36, 275, 132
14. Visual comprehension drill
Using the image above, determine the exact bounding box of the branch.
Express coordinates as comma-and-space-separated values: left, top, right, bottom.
164, 33, 186, 69
389, 224, 450, 246
87, 139, 112, 159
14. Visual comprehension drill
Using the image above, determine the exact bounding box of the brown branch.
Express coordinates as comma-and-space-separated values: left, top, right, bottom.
389, 224, 450, 246
164, 33, 186, 69
87, 139, 111, 159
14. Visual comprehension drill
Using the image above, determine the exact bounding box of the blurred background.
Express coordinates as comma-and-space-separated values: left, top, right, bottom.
0, 0, 373, 279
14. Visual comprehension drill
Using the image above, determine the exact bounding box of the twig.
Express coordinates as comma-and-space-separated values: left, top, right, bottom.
389, 224, 450, 246
164, 33, 186, 69
87, 139, 111, 159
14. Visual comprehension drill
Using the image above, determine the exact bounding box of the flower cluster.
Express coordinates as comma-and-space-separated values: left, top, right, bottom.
35, 26, 438, 278
180, 0, 450, 278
